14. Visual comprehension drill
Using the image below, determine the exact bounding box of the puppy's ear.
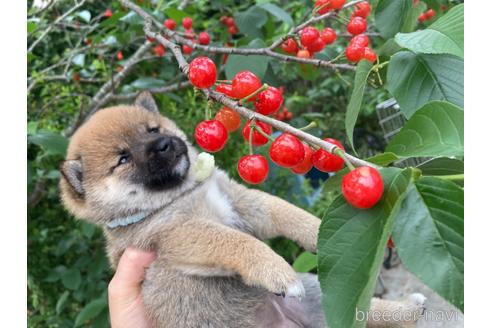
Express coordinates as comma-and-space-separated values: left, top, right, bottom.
135, 91, 159, 113
60, 160, 84, 196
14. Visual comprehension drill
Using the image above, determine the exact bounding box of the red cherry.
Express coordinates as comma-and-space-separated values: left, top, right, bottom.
153, 44, 165, 57
104, 9, 113, 18
225, 17, 235, 27
164, 19, 176, 30
321, 28, 337, 45
188, 57, 217, 89
215, 107, 241, 132
237, 155, 269, 184
413, 0, 420, 5
387, 237, 394, 249
182, 17, 193, 29
281, 38, 299, 54
198, 31, 211, 45
307, 37, 326, 53
84, 38, 92, 45
418, 13, 427, 23
312, 138, 345, 172
228, 25, 238, 35
342, 166, 384, 209
194, 120, 228, 152
146, 36, 156, 43
314, 0, 331, 14
353, 1, 371, 18
347, 17, 367, 35
269, 133, 305, 168
300, 27, 320, 47
330, 0, 347, 10
220, 16, 229, 25
254, 86, 284, 115
242, 121, 272, 146
182, 44, 193, 55
231, 71, 262, 99
425, 9, 436, 20
215, 83, 233, 97
363, 47, 377, 62
345, 44, 364, 62
116, 50, 124, 60
297, 49, 311, 59
291, 144, 314, 175
350, 34, 369, 47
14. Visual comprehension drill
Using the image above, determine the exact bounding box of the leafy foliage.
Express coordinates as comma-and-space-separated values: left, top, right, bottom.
28, 0, 464, 327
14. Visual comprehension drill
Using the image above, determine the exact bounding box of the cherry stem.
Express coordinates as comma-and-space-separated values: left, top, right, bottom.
253, 124, 275, 142
298, 121, 317, 131
428, 174, 464, 181
205, 103, 212, 120
216, 79, 232, 84
248, 119, 256, 155
334, 148, 355, 171
312, 0, 332, 14
239, 83, 269, 104
329, 51, 345, 64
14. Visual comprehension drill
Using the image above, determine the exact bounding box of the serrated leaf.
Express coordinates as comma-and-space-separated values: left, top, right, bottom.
56, 291, 70, 315
293, 252, 317, 273
131, 77, 166, 89
396, 4, 463, 58
76, 10, 91, 23
28, 131, 68, 156
259, 3, 294, 27
377, 38, 402, 57
74, 299, 108, 327
61, 268, 81, 290
386, 101, 463, 158
375, 0, 413, 38
163, 7, 187, 21
393, 177, 464, 311
120, 11, 143, 25
234, 6, 268, 38
318, 168, 413, 328
345, 60, 373, 151
225, 39, 270, 80
386, 51, 463, 117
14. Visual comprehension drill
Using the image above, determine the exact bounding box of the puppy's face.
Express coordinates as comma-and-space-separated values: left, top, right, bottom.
60, 92, 199, 224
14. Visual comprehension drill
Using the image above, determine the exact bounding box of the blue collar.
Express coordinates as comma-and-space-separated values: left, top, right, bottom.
106, 211, 151, 229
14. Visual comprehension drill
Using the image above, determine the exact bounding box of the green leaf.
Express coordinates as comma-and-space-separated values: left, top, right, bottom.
225, 39, 270, 80
74, 299, 108, 327
61, 268, 81, 290
377, 38, 402, 57
395, 4, 464, 58
345, 60, 373, 151
72, 53, 85, 67
386, 51, 463, 117
418, 157, 464, 176
293, 252, 317, 273
234, 6, 268, 38
386, 101, 463, 158
27, 21, 37, 34
28, 131, 68, 156
393, 177, 464, 311
80, 221, 97, 239
56, 291, 70, 315
120, 11, 143, 25
163, 7, 187, 21
401, 1, 427, 33
76, 10, 92, 23
375, 0, 413, 38
318, 168, 413, 328
131, 77, 166, 89
259, 3, 294, 27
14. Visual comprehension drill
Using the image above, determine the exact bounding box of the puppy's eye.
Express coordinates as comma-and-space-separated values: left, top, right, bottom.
118, 154, 131, 166
148, 127, 160, 134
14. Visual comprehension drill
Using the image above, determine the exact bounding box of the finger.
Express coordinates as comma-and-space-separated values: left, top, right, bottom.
109, 247, 156, 301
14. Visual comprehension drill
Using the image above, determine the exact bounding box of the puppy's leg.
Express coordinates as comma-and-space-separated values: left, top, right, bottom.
161, 220, 305, 298
229, 181, 320, 252
366, 293, 426, 328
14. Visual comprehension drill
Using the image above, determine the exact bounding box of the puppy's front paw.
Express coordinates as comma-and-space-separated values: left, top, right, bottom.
285, 280, 305, 299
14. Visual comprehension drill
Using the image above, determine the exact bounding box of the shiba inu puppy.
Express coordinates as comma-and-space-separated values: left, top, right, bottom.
60, 91, 425, 327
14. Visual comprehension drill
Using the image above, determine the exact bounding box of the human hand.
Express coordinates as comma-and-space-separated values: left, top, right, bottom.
108, 247, 156, 328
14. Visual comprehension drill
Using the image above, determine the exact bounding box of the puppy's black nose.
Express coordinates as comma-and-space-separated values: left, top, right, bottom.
149, 137, 174, 155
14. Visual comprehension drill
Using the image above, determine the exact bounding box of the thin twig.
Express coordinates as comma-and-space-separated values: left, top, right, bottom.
28, 0, 87, 53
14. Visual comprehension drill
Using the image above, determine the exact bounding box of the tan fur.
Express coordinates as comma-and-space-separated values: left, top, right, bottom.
60, 94, 424, 327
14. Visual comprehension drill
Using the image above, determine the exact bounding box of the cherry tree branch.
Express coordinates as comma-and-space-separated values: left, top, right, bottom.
121, 0, 360, 70
118, 0, 377, 169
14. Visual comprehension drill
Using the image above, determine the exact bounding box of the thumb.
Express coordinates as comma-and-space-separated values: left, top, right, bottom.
109, 247, 156, 303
